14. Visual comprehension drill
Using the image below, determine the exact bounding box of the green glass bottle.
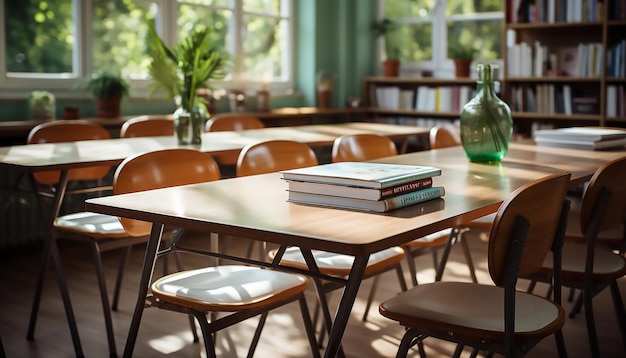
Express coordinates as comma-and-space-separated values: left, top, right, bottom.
460, 64, 513, 162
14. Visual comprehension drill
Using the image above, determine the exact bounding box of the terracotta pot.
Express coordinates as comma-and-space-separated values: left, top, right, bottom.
96, 97, 122, 118
453, 59, 472, 78
383, 60, 400, 77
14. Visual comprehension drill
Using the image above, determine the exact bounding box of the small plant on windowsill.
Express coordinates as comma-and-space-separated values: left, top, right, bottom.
448, 45, 477, 78
82, 70, 130, 118
371, 18, 401, 77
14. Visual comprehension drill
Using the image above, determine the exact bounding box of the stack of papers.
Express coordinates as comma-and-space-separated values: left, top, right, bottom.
533, 127, 626, 150
281, 162, 444, 213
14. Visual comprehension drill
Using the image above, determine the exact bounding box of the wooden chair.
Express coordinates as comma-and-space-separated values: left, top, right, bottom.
331, 133, 477, 321
114, 148, 319, 358
26, 120, 133, 356
119, 115, 174, 138
380, 172, 572, 358
528, 156, 626, 358
206, 114, 265, 168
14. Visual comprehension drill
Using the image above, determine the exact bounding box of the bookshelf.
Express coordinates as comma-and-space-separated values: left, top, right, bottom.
504, 0, 626, 137
361, 77, 478, 127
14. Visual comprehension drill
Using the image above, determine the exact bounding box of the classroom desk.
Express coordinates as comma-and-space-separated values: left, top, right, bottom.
84, 143, 626, 357
0, 121, 427, 358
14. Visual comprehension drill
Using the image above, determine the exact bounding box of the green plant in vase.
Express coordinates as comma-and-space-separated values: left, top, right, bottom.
371, 18, 401, 77
448, 44, 477, 78
28, 90, 56, 120
82, 70, 130, 118
146, 22, 229, 145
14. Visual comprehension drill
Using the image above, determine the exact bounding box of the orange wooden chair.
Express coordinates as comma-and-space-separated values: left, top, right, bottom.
119, 115, 174, 138
206, 114, 265, 168
113, 148, 320, 357
380, 172, 571, 358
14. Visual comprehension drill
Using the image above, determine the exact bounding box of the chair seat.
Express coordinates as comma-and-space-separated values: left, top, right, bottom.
379, 281, 566, 344
270, 246, 404, 277
54, 212, 128, 238
403, 229, 450, 248
151, 265, 309, 312
541, 242, 626, 280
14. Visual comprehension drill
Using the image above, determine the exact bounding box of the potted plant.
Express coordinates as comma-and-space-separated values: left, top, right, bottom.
146, 21, 229, 145
28, 90, 56, 120
371, 18, 401, 77
83, 70, 130, 118
449, 45, 477, 78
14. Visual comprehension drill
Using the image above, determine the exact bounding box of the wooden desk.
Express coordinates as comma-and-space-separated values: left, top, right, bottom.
0, 121, 427, 357
84, 143, 625, 357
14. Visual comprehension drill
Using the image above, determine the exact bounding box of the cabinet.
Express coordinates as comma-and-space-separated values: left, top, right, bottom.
503, 0, 626, 137
361, 77, 478, 127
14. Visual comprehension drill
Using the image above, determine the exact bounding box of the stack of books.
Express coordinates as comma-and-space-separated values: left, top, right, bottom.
533, 127, 626, 150
281, 162, 444, 213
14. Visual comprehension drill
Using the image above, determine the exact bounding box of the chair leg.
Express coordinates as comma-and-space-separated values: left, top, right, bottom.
569, 291, 584, 318
362, 275, 380, 322
298, 296, 322, 358
404, 248, 419, 287
459, 237, 478, 283
90, 242, 117, 357
554, 329, 568, 358
247, 313, 268, 358
190, 311, 217, 358
582, 290, 600, 358
188, 315, 199, 343
609, 281, 626, 354
396, 328, 422, 358
111, 245, 132, 311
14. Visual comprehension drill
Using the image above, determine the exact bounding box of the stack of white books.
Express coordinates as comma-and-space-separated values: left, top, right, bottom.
281, 162, 444, 213
533, 127, 626, 150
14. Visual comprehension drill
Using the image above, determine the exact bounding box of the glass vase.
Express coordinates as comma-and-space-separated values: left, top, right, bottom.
460, 64, 513, 163
173, 104, 206, 145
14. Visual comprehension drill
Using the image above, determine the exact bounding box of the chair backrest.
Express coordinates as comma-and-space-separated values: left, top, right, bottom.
205, 114, 265, 132
429, 124, 461, 149
236, 140, 318, 177
488, 172, 571, 286
331, 133, 398, 163
579, 156, 626, 236
27, 120, 111, 185
113, 148, 221, 236
120, 115, 174, 138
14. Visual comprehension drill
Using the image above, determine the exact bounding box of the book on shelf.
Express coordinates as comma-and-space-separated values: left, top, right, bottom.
288, 186, 445, 213
285, 176, 433, 201
280, 162, 442, 189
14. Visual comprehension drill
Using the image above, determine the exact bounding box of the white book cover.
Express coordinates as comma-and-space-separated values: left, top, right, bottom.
534, 127, 626, 141
281, 162, 442, 189
535, 136, 626, 150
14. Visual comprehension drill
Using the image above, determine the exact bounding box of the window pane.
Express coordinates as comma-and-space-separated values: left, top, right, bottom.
5, 0, 74, 74
447, 19, 502, 60
178, 4, 230, 51
242, 15, 284, 80
179, 0, 231, 7
384, 0, 434, 19
243, 0, 281, 15
447, 0, 503, 15
92, 0, 155, 79
398, 24, 432, 62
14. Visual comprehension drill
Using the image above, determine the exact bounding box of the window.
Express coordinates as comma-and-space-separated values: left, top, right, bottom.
380, 0, 504, 77
0, 0, 293, 95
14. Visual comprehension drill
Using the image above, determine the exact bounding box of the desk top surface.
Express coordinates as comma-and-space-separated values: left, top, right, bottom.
0, 122, 428, 171
85, 143, 626, 256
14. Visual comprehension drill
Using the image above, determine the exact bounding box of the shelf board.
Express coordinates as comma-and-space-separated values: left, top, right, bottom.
606, 77, 626, 84
512, 112, 602, 121
505, 77, 602, 83
368, 108, 461, 118
364, 77, 477, 86
507, 21, 603, 30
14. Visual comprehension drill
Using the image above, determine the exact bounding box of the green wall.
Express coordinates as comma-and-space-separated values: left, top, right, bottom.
0, 1, 377, 122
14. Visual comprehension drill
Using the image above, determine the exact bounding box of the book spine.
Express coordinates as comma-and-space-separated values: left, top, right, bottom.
379, 169, 442, 188
379, 177, 433, 199
383, 186, 445, 211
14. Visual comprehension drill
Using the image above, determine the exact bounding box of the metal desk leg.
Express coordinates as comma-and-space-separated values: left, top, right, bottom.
123, 223, 165, 358
26, 171, 84, 357
323, 255, 369, 358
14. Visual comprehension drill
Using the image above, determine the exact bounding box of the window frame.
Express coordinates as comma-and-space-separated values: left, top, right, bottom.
377, 0, 504, 78
0, 0, 294, 98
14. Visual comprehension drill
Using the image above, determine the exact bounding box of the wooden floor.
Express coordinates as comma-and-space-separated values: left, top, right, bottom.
1, 229, 624, 358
